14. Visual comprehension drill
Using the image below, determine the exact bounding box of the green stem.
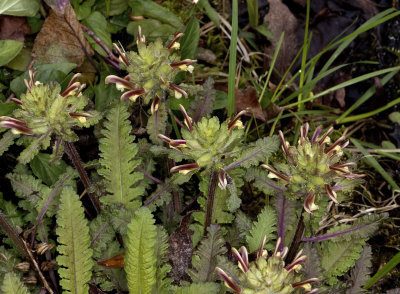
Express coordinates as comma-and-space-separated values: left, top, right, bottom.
227, 0, 238, 116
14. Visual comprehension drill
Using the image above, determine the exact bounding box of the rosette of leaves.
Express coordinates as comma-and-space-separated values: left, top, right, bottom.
0, 71, 99, 163
105, 27, 196, 111
216, 237, 318, 294
262, 124, 363, 214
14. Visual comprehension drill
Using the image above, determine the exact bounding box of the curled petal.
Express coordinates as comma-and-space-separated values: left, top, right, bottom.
285, 255, 307, 272
304, 190, 319, 214
311, 125, 322, 145
261, 164, 290, 182
329, 162, 355, 174
232, 247, 249, 273
318, 126, 334, 145
278, 130, 291, 157
300, 123, 309, 144
325, 184, 338, 203
280, 246, 288, 259
151, 96, 160, 115
69, 112, 93, 124
137, 25, 146, 44
66, 73, 82, 88
169, 139, 187, 150
157, 134, 172, 144
215, 267, 241, 293
120, 88, 146, 102
168, 33, 184, 50
105, 75, 135, 91
113, 43, 130, 66
11, 98, 23, 105
218, 169, 228, 190
337, 173, 366, 179
257, 235, 267, 258
273, 237, 282, 256
170, 59, 197, 68
170, 83, 188, 99
170, 162, 199, 174
179, 104, 193, 132
292, 278, 319, 291
61, 82, 81, 97
0, 116, 33, 135
228, 110, 247, 131
324, 136, 345, 154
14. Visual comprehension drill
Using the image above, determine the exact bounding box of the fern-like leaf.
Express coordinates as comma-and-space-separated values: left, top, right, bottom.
1, 272, 29, 294
188, 77, 216, 122
187, 224, 227, 283
321, 237, 365, 285
98, 102, 144, 209
154, 226, 172, 293
347, 246, 372, 294
246, 205, 277, 252
56, 187, 94, 294
125, 207, 157, 294
0, 130, 15, 156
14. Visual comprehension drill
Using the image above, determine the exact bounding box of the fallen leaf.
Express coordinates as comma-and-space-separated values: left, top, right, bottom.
167, 213, 193, 283
32, 2, 93, 66
234, 86, 266, 121
0, 16, 30, 42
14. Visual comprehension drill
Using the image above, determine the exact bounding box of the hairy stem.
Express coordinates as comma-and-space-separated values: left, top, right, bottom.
0, 210, 29, 259
286, 209, 304, 263
64, 141, 101, 214
204, 167, 218, 234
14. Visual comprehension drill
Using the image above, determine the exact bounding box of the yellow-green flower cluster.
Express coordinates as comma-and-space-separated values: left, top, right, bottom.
263, 124, 363, 213
216, 237, 318, 293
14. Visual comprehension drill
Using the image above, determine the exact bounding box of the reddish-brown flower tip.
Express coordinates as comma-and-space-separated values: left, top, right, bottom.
179, 104, 193, 132
113, 43, 131, 66
151, 96, 160, 114
292, 278, 319, 291
0, 116, 34, 135
261, 164, 290, 182
300, 123, 309, 144
218, 169, 228, 190
120, 88, 146, 102
170, 162, 199, 174
167, 33, 184, 50
304, 190, 318, 214
324, 184, 338, 203
215, 267, 242, 293
105, 75, 135, 91
232, 247, 249, 273
228, 110, 247, 131
278, 130, 291, 157
11, 98, 23, 105
311, 125, 323, 145
170, 83, 188, 99
318, 126, 334, 146
324, 136, 345, 154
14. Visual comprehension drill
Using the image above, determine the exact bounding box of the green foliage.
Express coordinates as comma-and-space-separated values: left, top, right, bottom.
154, 226, 173, 293
0, 246, 20, 281
188, 77, 216, 122
56, 187, 94, 294
125, 207, 157, 294
347, 246, 372, 294
246, 205, 277, 252
98, 102, 144, 209
172, 282, 220, 294
1, 272, 29, 294
147, 102, 168, 144
187, 224, 227, 283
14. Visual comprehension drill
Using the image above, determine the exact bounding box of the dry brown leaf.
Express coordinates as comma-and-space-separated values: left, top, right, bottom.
167, 214, 193, 283
32, 2, 93, 66
263, 0, 299, 75
234, 86, 266, 121
0, 16, 30, 42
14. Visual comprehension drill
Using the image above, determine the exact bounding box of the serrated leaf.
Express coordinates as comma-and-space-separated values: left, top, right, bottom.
83, 11, 112, 56
347, 246, 372, 294
187, 224, 227, 283
0, 0, 40, 17
246, 205, 277, 252
56, 187, 94, 294
0, 131, 15, 156
30, 152, 69, 186
180, 17, 200, 60
125, 207, 157, 294
1, 272, 29, 294
98, 102, 144, 209
188, 78, 216, 122
321, 238, 365, 285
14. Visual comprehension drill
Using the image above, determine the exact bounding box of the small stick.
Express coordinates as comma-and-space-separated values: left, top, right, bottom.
204, 166, 218, 234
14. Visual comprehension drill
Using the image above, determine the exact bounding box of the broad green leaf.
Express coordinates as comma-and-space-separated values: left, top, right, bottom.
30, 153, 69, 186
5, 48, 31, 71
213, 90, 227, 110
246, 0, 258, 28
95, 0, 128, 16
180, 17, 200, 60
255, 23, 274, 39
127, 20, 176, 42
94, 72, 121, 112
0, 103, 18, 116
10, 63, 76, 98
389, 111, 400, 124
72, 0, 95, 20
129, 0, 182, 29
0, 0, 40, 17
0, 40, 23, 67
83, 11, 112, 56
